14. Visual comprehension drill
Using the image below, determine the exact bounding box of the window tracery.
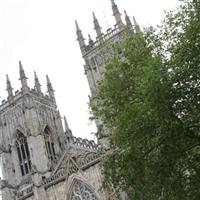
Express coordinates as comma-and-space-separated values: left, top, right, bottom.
16, 131, 31, 176
71, 180, 98, 200
44, 126, 56, 161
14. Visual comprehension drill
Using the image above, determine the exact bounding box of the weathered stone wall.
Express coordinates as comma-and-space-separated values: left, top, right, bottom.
45, 164, 107, 200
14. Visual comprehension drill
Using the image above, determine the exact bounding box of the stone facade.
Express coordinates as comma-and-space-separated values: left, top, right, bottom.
76, 0, 140, 147
0, 1, 139, 199
0, 65, 105, 200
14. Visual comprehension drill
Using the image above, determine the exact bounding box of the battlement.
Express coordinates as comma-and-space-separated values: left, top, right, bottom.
84, 24, 126, 56
67, 136, 102, 152
42, 171, 65, 189
0, 89, 56, 113
16, 185, 33, 200
0, 90, 22, 112
76, 0, 140, 58
0, 62, 57, 112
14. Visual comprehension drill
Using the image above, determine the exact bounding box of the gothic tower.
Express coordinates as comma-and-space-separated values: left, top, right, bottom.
0, 63, 106, 200
0, 62, 69, 199
76, 0, 140, 147
0, 1, 138, 199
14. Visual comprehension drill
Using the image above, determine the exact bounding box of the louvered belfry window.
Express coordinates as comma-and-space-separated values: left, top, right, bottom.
44, 126, 56, 161
16, 131, 31, 176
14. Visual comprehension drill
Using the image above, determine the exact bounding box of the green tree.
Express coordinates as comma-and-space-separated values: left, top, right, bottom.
92, 0, 200, 199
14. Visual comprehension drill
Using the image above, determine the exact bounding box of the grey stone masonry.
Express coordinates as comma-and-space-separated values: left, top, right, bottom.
0, 62, 109, 200
76, 0, 140, 147
76, 1, 140, 99
0, 63, 67, 199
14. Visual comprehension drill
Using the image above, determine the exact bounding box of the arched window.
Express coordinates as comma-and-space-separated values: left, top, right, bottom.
16, 131, 31, 176
71, 180, 98, 200
44, 126, 56, 161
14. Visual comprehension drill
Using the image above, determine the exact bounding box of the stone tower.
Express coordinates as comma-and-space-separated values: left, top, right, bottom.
0, 62, 65, 199
0, 62, 105, 200
76, 0, 140, 147
0, 1, 138, 199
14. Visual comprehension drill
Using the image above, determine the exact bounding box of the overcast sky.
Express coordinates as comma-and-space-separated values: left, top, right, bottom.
0, 0, 180, 142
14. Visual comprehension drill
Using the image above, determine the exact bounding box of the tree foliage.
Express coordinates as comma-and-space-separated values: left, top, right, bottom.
92, 0, 200, 199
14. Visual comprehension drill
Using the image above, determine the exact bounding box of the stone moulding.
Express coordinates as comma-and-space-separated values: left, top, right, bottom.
16, 149, 101, 199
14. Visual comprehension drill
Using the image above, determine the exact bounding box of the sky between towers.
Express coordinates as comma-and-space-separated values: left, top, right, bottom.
0, 0, 180, 142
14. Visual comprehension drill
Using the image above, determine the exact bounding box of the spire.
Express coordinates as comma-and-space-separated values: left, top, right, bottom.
46, 74, 56, 103
19, 61, 27, 79
133, 16, 141, 32
46, 74, 54, 91
6, 74, 13, 100
75, 20, 86, 55
124, 10, 132, 29
34, 71, 42, 94
64, 116, 69, 130
88, 34, 92, 41
75, 20, 80, 31
19, 61, 29, 93
64, 116, 72, 137
92, 12, 102, 38
88, 34, 94, 46
111, 0, 124, 31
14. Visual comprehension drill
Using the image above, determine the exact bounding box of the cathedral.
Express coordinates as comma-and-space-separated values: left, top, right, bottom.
0, 1, 139, 199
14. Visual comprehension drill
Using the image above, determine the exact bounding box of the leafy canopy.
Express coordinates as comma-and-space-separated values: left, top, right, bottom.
92, 0, 200, 199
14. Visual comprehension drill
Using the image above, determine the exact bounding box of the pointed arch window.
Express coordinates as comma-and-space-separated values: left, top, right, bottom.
16, 131, 31, 176
44, 126, 56, 161
71, 180, 98, 200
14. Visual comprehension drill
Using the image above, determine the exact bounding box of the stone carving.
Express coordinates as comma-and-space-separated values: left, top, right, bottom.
0, 179, 19, 190
77, 152, 100, 169
0, 1, 134, 199
69, 136, 102, 152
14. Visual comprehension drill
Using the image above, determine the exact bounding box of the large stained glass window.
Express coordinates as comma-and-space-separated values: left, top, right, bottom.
71, 180, 98, 200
